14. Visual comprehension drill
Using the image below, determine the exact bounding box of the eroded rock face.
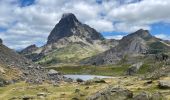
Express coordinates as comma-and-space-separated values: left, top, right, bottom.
82, 28, 170, 65
158, 80, 170, 89
47, 13, 104, 44
0, 42, 64, 85
20, 44, 38, 55
81, 29, 151, 65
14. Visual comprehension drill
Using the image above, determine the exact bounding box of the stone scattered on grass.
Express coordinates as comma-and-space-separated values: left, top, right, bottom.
37, 92, 47, 97
158, 80, 170, 89
133, 92, 150, 100
85, 86, 89, 90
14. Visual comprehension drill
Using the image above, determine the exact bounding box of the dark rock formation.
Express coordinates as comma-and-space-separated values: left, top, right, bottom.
47, 13, 104, 44
20, 44, 38, 55
0, 38, 2, 44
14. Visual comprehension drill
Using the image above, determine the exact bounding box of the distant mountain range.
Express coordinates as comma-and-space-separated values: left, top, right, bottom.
20, 13, 170, 66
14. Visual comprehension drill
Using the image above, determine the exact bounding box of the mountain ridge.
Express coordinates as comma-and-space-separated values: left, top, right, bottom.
81, 29, 170, 65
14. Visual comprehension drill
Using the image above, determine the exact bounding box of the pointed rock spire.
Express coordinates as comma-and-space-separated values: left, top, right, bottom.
0, 38, 3, 44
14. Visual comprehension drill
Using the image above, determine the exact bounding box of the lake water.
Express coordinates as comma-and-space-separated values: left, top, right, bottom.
64, 74, 113, 81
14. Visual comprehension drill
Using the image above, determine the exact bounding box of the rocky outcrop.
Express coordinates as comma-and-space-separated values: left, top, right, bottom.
0, 38, 2, 44
87, 87, 133, 100
87, 87, 164, 100
126, 62, 143, 75
0, 40, 64, 85
158, 80, 170, 89
20, 44, 38, 55
133, 92, 150, 100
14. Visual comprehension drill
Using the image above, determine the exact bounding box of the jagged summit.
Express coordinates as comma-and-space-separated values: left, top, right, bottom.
125, 29, 152, 40
47, 13, 104, 44
20, 44, 38, 55
61, 13, 79, 22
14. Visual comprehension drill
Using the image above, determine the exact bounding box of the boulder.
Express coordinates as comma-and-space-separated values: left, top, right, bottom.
158, 80, 170, 89
110, 87, 133, 98
48, 69, 59, 75
37, 92, 47, 97
150, 92, 164, 100
126, 62, 143, 75
87, 87, 133, 100
133, 92, 150, 100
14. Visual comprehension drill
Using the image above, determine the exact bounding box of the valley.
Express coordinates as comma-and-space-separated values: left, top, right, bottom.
0, 12, 170, 100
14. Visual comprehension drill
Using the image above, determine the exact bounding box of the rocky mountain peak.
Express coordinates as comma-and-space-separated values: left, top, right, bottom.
58, 13, 79, 26
61, 13, 78, 21
47, 13, 104, 44
127, 29, 152, 39
20, 44, 38, 54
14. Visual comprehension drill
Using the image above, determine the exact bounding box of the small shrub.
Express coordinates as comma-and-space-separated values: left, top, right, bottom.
76, 78, 84, 83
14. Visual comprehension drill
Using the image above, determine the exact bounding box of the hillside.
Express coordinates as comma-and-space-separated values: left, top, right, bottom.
81, 29, 170, 65
0, 39, 63, 86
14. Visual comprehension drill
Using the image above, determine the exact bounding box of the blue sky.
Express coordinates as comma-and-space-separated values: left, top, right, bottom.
0, 0, 170, 49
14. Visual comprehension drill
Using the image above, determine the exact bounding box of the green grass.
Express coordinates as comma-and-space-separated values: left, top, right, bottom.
37, 43, 101, 66
137, 64, 150, 74
0, 81, 108, 100
47, 64, 130, 76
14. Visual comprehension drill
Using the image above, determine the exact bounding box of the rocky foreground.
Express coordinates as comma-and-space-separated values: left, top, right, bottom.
0, 76, 170, 100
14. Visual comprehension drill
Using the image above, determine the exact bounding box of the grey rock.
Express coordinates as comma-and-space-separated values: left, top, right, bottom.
150, 92, 164, 100
133, 92, 150, 100
158, 80, 170, 89
87, 87, 133, 100
48, 69, 59, 75
0, 41, 64, 85
126, 62, 143, 75
20, 44, 38, 55
37, 92, 47, 97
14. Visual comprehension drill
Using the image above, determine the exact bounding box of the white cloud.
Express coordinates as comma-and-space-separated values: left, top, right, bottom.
0, 0, 170, 49
105, 35, 124, 40
86, 19, 114, 32
155, 34, 170, 40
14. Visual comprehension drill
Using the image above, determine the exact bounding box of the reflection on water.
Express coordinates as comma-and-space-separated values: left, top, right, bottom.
64, 74, 113, 81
